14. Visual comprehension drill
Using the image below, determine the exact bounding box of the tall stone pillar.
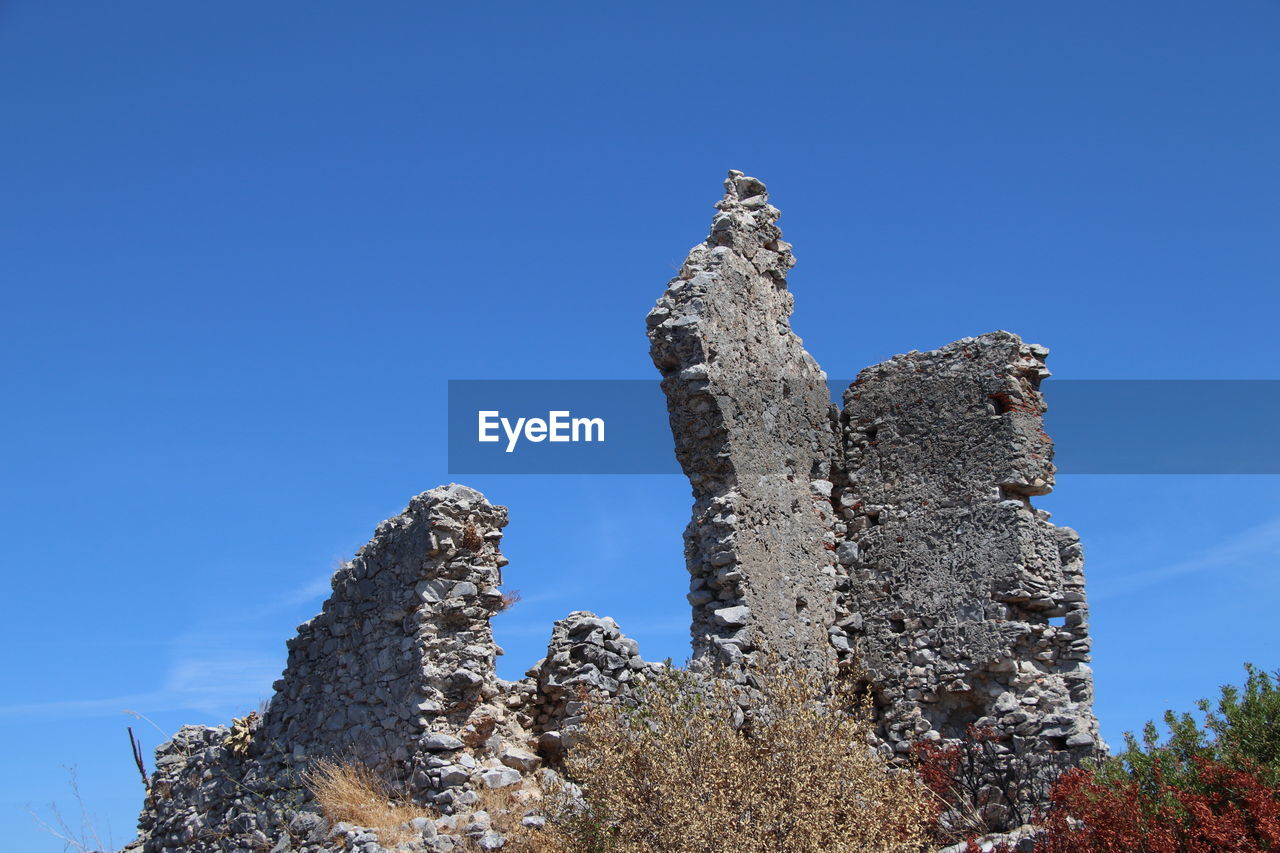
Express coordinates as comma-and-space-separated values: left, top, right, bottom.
648, 171, 841, 677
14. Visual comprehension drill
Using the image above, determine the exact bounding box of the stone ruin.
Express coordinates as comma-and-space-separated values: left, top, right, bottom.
129, 172, 1102, 852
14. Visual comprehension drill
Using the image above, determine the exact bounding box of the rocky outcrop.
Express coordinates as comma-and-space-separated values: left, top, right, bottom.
648, 173, 1102, 811
647, 169, 841, 678
131, 171, 1103, 851
133, 487, 655, 852
523, 612, 665, 759
832, 333, 1101, 813
264, 484, 510, 789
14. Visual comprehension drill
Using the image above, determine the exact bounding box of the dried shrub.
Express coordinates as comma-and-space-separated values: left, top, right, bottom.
27, 767, 115, 853
499, 589, 523, 613
225, 711, 258, 757
456, 787, 575, 853
462, 521, 485, 552
912, 723, 1032, 841
544, 663, 934, 852
302, 758, 429, 847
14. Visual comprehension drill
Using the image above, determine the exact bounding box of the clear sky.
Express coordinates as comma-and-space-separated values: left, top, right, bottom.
2, 3, 1278, 850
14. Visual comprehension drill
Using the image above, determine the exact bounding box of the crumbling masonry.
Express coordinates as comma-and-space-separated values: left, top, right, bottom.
647, 172, 1102, 798
131, 172, 1101, 853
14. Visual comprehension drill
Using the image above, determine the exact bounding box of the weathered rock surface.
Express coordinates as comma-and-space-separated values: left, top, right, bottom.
832, 332, 1102, 808
648, 173, 1103, 811
131, 172, 1103, 850
132, 486, 626, 852
647, 169, 841, 678
524, 611, 665, 756
264, 483, 510, 788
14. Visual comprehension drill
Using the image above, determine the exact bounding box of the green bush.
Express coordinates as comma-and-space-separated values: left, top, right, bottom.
1027, 664, 1280, 852
1095, 663, 1280, 796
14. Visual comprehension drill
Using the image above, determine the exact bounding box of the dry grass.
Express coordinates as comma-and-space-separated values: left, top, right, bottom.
27, 767, 115, 853
543, 662, 936, 853
453, 787, 571, 853
462, 521, 485, 551
303, 758, 431, 847
301, 664, 935, 852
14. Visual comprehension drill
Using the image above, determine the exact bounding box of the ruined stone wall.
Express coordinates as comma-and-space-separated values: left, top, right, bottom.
647, 170, 841, 678
134, 486, 653, 853
831, 334, 1101, 805
522, 612, 664, 759
132, 171, 1105, 851
263, 484, 510, 791
648, 173, 1102, 816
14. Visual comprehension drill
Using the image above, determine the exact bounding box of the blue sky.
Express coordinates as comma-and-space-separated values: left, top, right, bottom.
2, 2, 1278, 849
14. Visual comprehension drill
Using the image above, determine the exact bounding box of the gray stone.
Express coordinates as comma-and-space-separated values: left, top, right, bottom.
476, 830, 506, 850
524, 612, 658, 743
648, 170, 840, 678
834, 332, 1104, 809
287, 810, 327, 843
499, 748, 541, 773
712, 605, 751, 627
130, 172, 1104, 848
411, 815, 437, 839
479, 767, 522, 789
423, 732, 465, 751
438, 764, 470, 787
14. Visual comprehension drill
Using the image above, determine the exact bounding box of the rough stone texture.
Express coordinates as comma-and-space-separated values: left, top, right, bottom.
648, 172, 1102, 816
832, 333, 1102, 808
264, 484, 510, 788
131, 171, 1105, 849
132, 486, 605, 852
523, 611, 666, 757
647, 169, 841, 678
133, 719, 296, 853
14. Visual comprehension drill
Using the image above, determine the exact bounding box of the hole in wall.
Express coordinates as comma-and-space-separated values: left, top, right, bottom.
925, 686, 991, 740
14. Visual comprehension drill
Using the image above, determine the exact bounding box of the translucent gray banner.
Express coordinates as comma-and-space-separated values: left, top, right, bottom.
447, 379, 1280, 475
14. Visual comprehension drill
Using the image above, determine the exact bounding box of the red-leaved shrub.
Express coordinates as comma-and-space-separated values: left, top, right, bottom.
912, 724, 1032, 843
1037, 757, 1280, 852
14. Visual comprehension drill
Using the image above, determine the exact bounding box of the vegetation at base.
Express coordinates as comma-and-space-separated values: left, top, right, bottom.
544, 662, 935, 853
152, 663, 1280, 851
1038, 664, 1280, 852
924, 664, 1280, 852
303, 758, 432, 847
1097, 663, 1280, 791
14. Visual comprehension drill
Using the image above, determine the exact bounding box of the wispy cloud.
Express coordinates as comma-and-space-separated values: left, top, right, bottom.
1093, 514, 1280, 600
0, 645, 281, 722
0, 692, 163, 720
0, 574, 329, 722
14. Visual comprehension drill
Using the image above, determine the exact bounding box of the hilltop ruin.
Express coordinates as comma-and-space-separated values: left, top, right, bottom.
130, 173, 1101, 853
